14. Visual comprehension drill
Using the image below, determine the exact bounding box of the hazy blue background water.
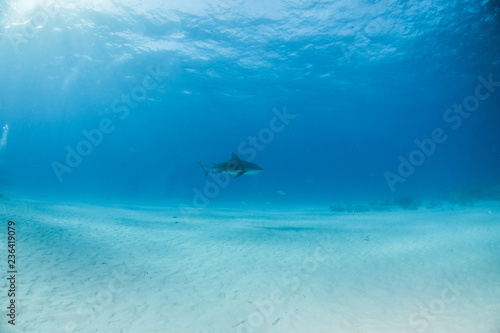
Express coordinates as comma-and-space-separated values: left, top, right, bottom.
0, 0, 499, 207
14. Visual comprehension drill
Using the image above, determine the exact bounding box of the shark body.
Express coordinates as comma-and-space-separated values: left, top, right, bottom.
198, 153, 263, 179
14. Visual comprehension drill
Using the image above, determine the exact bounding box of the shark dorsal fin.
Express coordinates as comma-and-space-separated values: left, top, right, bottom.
231, 153, 241, 161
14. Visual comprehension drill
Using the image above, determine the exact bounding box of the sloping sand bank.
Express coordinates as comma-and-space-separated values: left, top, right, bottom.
1, 199, 499, 332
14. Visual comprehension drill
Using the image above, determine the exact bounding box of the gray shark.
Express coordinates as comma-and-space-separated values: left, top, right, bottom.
198, 153, 263, 179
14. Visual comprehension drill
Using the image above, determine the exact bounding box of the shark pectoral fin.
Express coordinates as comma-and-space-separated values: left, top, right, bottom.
235, 170, 246, 178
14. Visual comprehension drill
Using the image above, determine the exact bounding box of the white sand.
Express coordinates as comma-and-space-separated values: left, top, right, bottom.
0, 198, 499, 333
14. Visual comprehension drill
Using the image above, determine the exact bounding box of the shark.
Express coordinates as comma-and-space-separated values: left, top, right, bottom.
198, 153, 264, 179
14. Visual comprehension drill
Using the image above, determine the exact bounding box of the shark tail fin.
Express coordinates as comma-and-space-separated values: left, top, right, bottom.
197, 162, 209, 177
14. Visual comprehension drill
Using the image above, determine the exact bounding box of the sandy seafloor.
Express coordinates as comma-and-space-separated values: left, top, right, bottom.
0, 198, 499, 333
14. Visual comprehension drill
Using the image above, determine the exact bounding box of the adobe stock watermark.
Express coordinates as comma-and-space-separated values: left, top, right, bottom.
178, 106, 297, 221
405, 279, 464, 333
7, 0, 62, 53
234, 244, 332, 333
0, 124, 8, 153
385, 73, 500, 192
51, 65, 168, 182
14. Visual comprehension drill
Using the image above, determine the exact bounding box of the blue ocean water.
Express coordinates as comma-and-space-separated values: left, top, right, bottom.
0, 0, 499, 206
1, 2, 500, 332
